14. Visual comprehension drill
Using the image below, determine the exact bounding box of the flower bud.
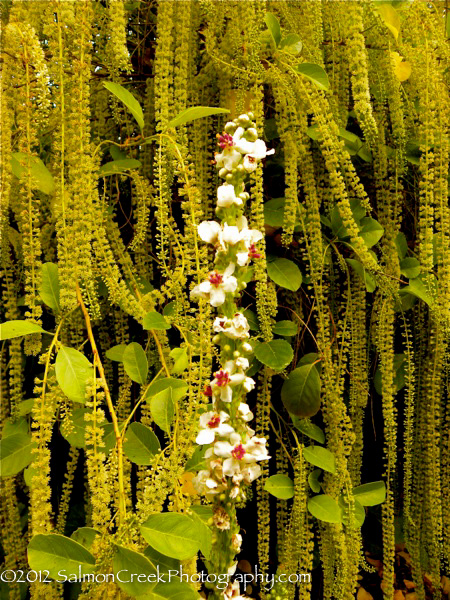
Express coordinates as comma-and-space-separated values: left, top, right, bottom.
237, 114, 251, 127
225, 173, 234, 183
233, 351, 241, 358
224, 121, 237, 134
247, 111, 254, 120
212, 334, 221, 344
218, 167, 228, 178
223, 344, 231, 353
245, 128, 258, 141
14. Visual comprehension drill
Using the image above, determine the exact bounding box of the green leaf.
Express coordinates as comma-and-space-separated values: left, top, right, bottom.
140, 513, 202, 560
61, 409, 89, 448
254, 339, 293, 371
346, 258, 377, 293
263, 198, 286, 227
55, 346, 94, 404
281, 364, 321, 418
359, 217, 384, 247
265, 12, 281, 47
308, 469, 322, 493
17, 399, 34, 416
144, 546, 180, 575
330, 199, 365, 238
242, 309, 260, 332
123, 342, 148, 384
272, 320, 298, 337
2, 417, 28, 438
148, 582, 198, 600
39, 263, 60, 311
70, 528, 100, 551
400, 257, 421, 279
112, 545, 157, 597
395, 232, 408, 259
295, 63, 330, 91
307, 495, 342, 523
27, 534, 96, 580
169, 348, 188, 375
105, 344, 127, 362
143, 311, 171, 331
104, 82, 145, 131
399, 277, 434, 307
109, 145, 127, 161
150, 388, 175, 433
24, 465, 38, 488
0, 433, 33, 476
303, 445, 335, 474
279, 33, 302, 55
123, 422, 160, 465
98, 159, 142, 177
291, 417, 325, 444
297, 352, 321, 369
267, 258, 302, 291
374, 353, 406, 395
11, 153, 55, 195
0, 320, 48, 341
353, 481, 386, 506
188, 510, 212, 559
339, 496, 366, 528
185, 447, 207, 472
264, 474, 295, 499
167, 107, 230, 129
145, 378, 188, 403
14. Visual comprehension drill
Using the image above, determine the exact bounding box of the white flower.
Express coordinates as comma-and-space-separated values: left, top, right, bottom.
242, 377, 255, 392
242, 140, 275, 172
221, 223, 242, 245
231, 533, 243, 552
196, 411, 235, 445
192, 470, 221, 494
213, 433, 269, 479
241, 342, 253, 353
234, 216, 264, 266
198, 220, 222, 244
191, 263, 238, 307
244, 436, 270, 461
215, 147, 242, 171
211, 365, 246, 403
238, 402, 254, 422
213, 313, 250, 339
217, 184, 243, 208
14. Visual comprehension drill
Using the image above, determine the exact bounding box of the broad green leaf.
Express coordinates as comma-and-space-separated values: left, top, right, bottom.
307, 495, 342, 523
140, 513, 202, 560
295, 63, 330, 91
17, 399, 35, 416
104, 82, 145, 131
263, 198, 286, 228
2, 417, 28, 438
11, 153, 55, 195
0, 433, 33, 476
0, 320, 48, 341
376, 3, 401, 39
123, 342, 148, 384
399, 277, 434, 307
272, 320, 298, 337
70, 528, 100, 551
291, 417, 325, 444
265, 13, 281, 47
297, 353, 321, 369
169, 348, 188, 375
242, 309, 260, 332
185, 447, 207, 472
55, 346, 94, 403
267, 258, 302, 291
395, 232, 408, 259
145, 378, 188, 403
303, 445, 336, 474
374, 353, 406, 395
150, 388, 175, 433
39, 263, 60, 311
359, 217, 384, 247
27, 534, 95, 580
148, 582, 198, 600
331, 199, 365, 238
24, 465, 38, 488
400, 257, 421, 279
105, 344, 127, 362
281, 364, 321, 418
167, 107, 230, 129
279, 33, 302, 55
123, 422, 160, 465
113, 545, 157, 597
98, 159, 142, 177
144, 546, 180, 575
109, 145, 127, 161
353, 480, 386, 506
308, 469, 322, 493
189, 509, 212, 559
143, 311, 171, 331
339, 496, 366, 528
264, 474, 295, 499
254, 339, 293, 371
246, 357, 262, 378
346, 258, 377, 293
61, 409, 88, 448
